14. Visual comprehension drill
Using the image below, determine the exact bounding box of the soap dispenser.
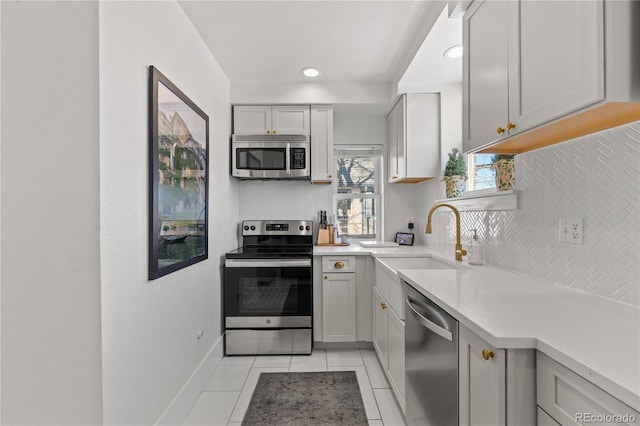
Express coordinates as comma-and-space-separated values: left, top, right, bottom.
468, 229, 484, 265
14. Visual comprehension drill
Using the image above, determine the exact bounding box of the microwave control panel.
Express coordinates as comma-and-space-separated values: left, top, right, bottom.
291, 148, 306, 170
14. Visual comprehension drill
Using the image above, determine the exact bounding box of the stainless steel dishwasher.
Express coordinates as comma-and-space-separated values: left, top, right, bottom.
404, 282, 458, 426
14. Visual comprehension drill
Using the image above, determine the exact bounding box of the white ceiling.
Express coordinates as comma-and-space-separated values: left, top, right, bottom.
180, 0, 461, 106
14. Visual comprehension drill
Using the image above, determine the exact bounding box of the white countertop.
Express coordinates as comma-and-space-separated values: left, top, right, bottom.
314, 245, 640, 411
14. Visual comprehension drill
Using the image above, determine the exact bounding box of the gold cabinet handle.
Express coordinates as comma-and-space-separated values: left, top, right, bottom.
507, 122, 516, 130
496, 127, 505, 135
482, 349, 494, 360
328, 175, 332, 178
380, 302, 387, 310
266, 130, 270, 134
392, 175, 398, 179
324, 275, 328, 280
334, 261, 344, 269
273, 130, 277, 134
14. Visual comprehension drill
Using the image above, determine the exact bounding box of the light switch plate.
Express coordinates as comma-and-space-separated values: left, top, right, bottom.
559, 217, 583, 244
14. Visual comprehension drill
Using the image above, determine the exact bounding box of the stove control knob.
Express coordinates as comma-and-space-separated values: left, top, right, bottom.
243, 225, 249, 231
306, 225, 311, 231
299, 225, 304, 231
250, 225, 256, 231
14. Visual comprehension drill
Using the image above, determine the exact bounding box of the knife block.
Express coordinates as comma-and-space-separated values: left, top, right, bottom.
317, 228, 330, 245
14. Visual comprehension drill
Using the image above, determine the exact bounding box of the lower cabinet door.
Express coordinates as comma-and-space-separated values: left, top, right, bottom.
459, 326, 506, 426
322, 273, 356, 342
387, 307, 405, 413
373, 287, 388, 368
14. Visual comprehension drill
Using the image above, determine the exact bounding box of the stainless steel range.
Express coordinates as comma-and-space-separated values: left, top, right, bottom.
224, 220, 313, 355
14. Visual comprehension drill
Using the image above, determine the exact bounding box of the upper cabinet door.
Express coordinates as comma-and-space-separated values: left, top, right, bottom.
233, 106, 272, 134
395, 98, 406, 180
310, 106, 334, 183
463, 0, 510, 153
387, 101, 400, 182
508, 0, 604, 133
271, 106, 310, 135
233, 105, 310, 135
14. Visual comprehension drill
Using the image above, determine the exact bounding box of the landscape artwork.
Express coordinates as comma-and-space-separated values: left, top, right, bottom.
149, 66, 209, 280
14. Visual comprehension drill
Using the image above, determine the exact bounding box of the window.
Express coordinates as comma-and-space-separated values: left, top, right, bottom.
333, 146, 382, 240
466, 154, 496, 191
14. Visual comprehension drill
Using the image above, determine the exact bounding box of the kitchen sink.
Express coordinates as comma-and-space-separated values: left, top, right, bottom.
376, 256, 455, 273
375, 256, 457, 320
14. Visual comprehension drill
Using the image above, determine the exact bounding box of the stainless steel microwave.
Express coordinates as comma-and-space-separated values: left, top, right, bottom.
231, 134, 310, 179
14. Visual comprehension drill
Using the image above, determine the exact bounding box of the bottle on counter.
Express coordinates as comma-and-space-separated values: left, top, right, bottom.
467, 229, 484, 265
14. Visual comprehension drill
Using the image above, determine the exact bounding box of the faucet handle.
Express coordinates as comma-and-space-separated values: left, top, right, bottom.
455, 247, 467, 262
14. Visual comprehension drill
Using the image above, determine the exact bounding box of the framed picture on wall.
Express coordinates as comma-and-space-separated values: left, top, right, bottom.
148, 66, 209, 280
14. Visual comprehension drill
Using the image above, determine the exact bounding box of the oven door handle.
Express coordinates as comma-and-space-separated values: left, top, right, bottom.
225, 259, 311, 268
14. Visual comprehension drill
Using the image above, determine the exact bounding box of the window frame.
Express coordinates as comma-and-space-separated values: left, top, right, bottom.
332, 146, 383, 241
466, 153, 497, 193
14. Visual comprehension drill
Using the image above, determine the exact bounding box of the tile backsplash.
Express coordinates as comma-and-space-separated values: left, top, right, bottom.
426, 121, 640, 306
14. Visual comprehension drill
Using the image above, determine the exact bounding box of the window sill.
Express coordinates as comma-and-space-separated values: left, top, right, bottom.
435, 190, 518, 211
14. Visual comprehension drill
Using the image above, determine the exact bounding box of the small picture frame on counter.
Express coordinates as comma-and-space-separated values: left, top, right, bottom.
394, 232, 415, 246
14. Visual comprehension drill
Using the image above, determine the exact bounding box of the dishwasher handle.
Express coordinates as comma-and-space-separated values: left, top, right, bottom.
406, 295, 453, 342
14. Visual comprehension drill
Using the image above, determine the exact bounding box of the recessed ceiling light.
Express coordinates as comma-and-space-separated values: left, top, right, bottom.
301, 67, 320, 78
443, 44, 463, 59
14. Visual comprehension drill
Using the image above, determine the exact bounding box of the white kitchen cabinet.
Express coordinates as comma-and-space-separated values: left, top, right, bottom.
372, 286, 405, 413
314, 255, 373, 344
462, 0, 509, 153
310, 105, 334, 183
356, 256, 374, 342
233, 105, 310, 135
463, 0, 639, 154
387, 93, 440, 184
387, 306, 405, 411
321, 256, 356, 342
459, 325, 536, 426
373, 288, 389, 368
537, 352, 640, 426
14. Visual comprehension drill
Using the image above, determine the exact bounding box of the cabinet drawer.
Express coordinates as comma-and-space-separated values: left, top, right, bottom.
322, 256, 356, 273
537, 352, 639, 425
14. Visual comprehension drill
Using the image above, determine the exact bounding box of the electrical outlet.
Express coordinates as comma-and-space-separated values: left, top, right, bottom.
407, 217, 414, 230
559, 217, 583, 244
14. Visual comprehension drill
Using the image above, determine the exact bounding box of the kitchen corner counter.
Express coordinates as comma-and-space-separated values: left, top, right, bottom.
398, 265, 640, 413
313, 244, 640, 411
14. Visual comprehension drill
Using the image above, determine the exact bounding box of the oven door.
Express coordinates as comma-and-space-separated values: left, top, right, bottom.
231, 138, 309, 179
224, 258, 312, 328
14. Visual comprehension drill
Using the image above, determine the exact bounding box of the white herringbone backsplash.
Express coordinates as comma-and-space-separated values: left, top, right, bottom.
429, 122, 640, 306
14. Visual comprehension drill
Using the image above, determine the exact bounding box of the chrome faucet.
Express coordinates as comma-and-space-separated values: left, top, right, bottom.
425, 203, 467, 262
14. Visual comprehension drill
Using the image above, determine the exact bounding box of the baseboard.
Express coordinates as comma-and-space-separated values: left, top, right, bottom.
314, 341, 374, 350
155, 335, 224, 426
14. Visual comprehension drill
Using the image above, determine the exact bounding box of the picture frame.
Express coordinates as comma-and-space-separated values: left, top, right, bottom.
148, 66, 209, 280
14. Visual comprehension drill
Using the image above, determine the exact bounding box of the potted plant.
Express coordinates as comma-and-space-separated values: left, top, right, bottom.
491, 154, 515, 191
443, 148, 467, 198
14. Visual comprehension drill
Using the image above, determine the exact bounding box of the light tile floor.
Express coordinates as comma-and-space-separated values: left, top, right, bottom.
183, 348, 406, 426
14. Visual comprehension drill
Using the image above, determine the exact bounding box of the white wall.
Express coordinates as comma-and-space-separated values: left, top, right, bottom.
238, 108, 419, 241
419, 122, 640, 306
1, 2, 103, 424
99, 2, 236, 424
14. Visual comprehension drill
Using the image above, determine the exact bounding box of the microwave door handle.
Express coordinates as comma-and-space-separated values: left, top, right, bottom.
286, 143, 291, 174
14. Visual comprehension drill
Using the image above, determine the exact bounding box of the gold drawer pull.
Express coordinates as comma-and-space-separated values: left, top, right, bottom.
273, 130, 277, 134
266, 130, 270, 134
381, 302, 387, 310
507, 122, 516, 130
482, 349, 494, 360
334, 261, 344, 269
496, 127, 505, 135
324, 275, 328, 280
